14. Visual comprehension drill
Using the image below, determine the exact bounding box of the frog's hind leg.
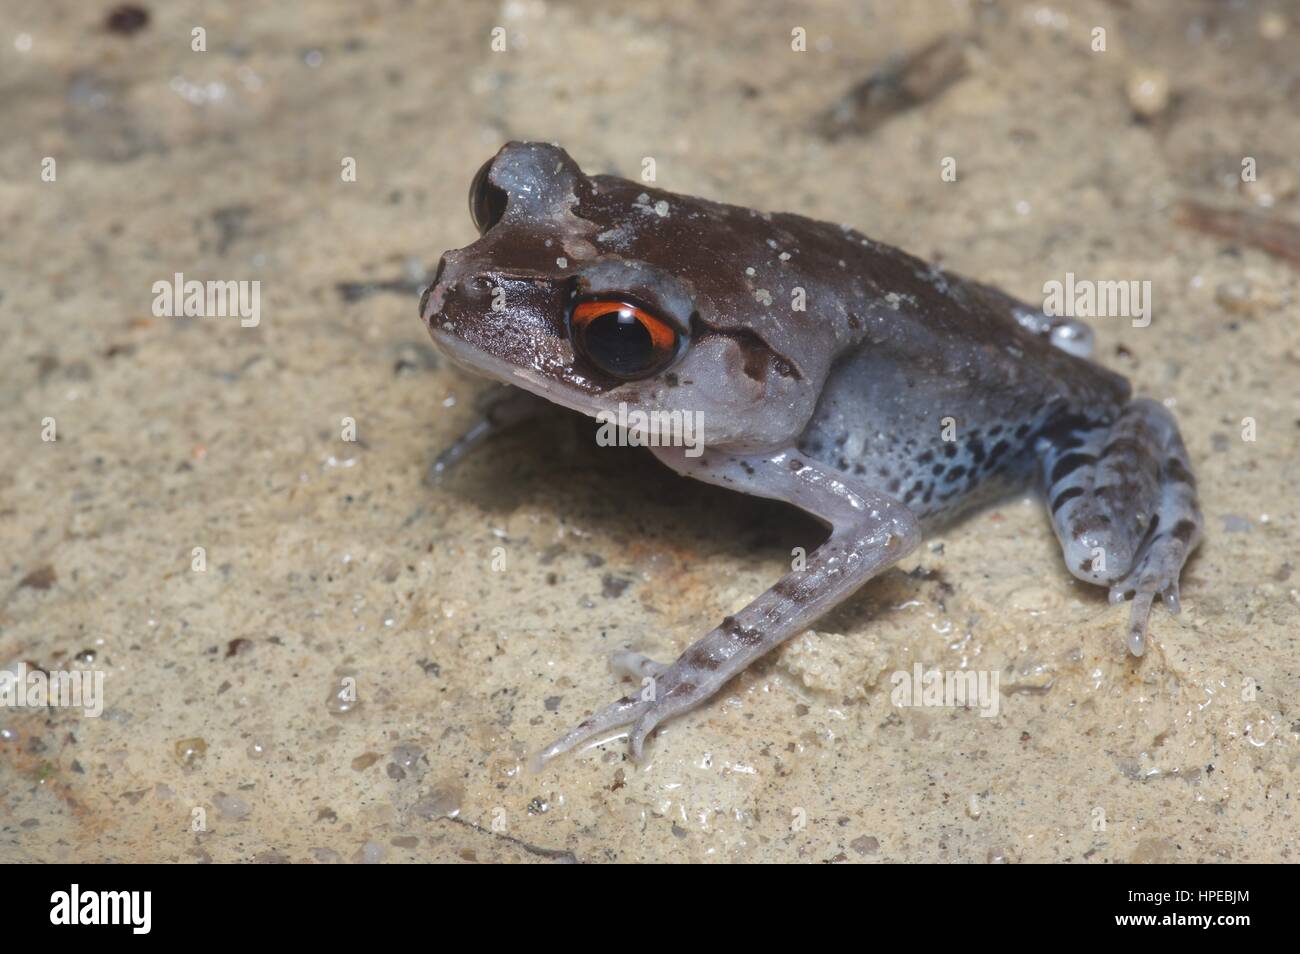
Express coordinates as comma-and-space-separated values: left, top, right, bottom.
1038, 398, 1201, 656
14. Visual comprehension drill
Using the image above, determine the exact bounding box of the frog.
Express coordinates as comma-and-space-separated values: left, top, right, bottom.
419, 141, 1202, 765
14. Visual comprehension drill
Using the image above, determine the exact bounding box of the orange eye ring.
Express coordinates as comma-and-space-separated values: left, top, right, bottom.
569, 299, 682, 379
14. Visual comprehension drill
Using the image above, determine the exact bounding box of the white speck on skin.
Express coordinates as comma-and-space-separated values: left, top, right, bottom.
653, 200, 669, 217
745, 267, 756, 276
556, 257, 567, 268
754, 289, 773, 305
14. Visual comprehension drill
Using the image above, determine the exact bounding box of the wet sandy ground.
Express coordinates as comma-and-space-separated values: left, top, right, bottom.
2, 0, 1298, 863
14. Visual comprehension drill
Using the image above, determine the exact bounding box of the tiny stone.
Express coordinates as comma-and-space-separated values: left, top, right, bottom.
1126, 68, 1169, 118
850, 835, 880, 855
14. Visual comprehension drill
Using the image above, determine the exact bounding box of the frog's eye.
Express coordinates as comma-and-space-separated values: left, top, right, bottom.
570, 300, 681, 380
468, 157, 507, 235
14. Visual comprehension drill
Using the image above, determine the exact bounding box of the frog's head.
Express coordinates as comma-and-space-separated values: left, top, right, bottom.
421, 142, 842, 451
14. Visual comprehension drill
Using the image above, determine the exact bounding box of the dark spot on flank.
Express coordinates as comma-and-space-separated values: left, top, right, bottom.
1051, 486, 1084, 513
917, 450, 934, 464
944, 465, 967, 483
967, 439, 985, 464
664, 373, 679, 387
1165, 457, 1195, 486
1015, 423, 1031, 439
1172, 519, 1197, 543
789, 458, 804, 471
931, 463, 944, 476
1050, 452, 1097, 485
741, 462, 755, 476
988, 425, 1003, 436
943, 443, 958, 458
888, 478, 901, 493
1079, 556, 1094, 572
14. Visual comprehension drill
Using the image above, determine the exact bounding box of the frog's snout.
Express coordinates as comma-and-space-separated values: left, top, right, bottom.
418, 254, 451, 325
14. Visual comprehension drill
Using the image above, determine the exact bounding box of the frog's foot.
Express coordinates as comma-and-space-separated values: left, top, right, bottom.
533, 655, 717, 767
1038, 398, 1201, 656
1108, 527, 1193, 656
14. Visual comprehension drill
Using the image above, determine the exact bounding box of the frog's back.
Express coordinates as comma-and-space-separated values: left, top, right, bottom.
782, 213, 1132, 525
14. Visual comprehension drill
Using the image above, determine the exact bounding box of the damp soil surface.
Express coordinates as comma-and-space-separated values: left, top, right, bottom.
1, 0, 1298, 862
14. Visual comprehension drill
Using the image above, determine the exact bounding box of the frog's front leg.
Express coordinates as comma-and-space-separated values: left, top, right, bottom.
426, 384, 549, 484
535, 446, 921, 765
1038, 398, 1202, 656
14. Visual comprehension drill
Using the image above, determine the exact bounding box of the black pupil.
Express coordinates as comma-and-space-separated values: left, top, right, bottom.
584, 310, 656, 376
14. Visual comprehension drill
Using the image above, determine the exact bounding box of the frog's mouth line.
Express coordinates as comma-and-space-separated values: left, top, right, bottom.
428, 324, 630, 423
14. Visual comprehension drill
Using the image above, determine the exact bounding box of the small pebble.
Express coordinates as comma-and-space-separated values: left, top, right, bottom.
174, 737, 207, 768
213, 792, 251, 819
1126, 68, 1170, 119
850, 835, 880, 856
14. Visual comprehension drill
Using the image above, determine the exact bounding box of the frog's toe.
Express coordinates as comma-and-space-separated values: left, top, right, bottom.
531, 693, 648, 770
609, 649, 668, 681
535, 656, 710, 766
628, 710, 664, 764
1108, 531, 1196, 657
